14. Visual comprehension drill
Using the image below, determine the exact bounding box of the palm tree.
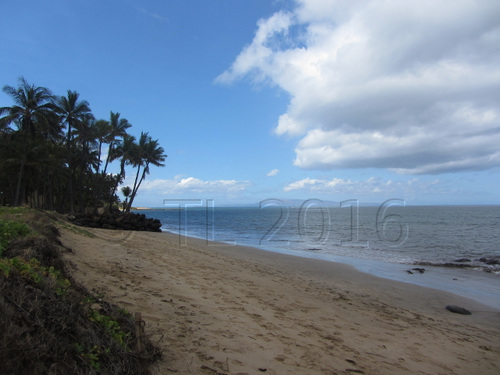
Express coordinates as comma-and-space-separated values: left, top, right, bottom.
73, 117, 102, 211
0, 77, 57, 205
0, 120, 11, 135
54, 90, 93, 214
108, 133, 137, 207
102, 112, 131, 175
121, 186, 132, 211
126, 132, 166, 212
93, 119, 111, 174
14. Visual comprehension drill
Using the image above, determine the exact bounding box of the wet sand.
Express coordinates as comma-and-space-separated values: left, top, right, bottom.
60, 226, 500, 375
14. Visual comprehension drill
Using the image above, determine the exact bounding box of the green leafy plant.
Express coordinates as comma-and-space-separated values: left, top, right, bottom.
0, 257, 71, 294
74, 343, 109, 370
0, 219, 31, 256
89, 310, 130, 346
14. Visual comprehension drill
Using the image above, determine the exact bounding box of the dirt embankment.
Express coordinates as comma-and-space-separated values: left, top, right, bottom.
0, 209, 159, 374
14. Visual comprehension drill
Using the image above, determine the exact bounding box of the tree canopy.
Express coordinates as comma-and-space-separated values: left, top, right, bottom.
0, 77, 167, 213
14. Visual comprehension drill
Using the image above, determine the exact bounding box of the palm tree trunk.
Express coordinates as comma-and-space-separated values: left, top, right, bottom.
126, 164, 142, 212
96, 140, 103, 174
14, 159, 25, 206
47, 170, 54, 211
66, 123, 75, 215
109, 159, 126, 208
127, 162, 150, 212
102, 141, 114, 175
14, 138, 28, 206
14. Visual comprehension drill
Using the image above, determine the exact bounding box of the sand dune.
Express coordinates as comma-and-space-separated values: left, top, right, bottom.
60, 226, 500, 375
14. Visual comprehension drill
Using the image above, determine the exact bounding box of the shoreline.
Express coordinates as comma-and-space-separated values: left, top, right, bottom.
164, 229, 500, 310
60, 226, 500, 374
166, 231, 500, 317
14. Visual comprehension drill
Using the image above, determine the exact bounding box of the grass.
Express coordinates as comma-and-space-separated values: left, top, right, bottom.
0, 217, 31, 256
57, 219, 95, 238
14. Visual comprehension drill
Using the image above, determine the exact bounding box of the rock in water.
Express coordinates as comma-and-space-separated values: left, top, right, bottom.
445, 305, 472, 315
412, 268, 425, 274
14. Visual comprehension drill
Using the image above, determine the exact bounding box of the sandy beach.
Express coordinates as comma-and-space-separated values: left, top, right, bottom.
59, 226, 500, 375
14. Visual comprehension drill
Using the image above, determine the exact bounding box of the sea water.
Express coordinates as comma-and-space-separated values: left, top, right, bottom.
138, 204, 500, 309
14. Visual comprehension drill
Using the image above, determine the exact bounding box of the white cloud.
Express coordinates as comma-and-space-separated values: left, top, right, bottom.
138, 175, 251, 196
216, 11, 294, 84
283, 176, 449, 196
267, 168, 280, 177
218, 0, 500, 174
137, 7, 166, 21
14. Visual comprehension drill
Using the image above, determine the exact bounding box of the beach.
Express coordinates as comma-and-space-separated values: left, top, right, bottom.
60, 226, 500, 375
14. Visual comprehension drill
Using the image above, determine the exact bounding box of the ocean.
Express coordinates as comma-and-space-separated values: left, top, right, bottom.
137, 204, 500, 309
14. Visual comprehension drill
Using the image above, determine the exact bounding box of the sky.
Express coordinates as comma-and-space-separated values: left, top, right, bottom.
1, 0, 500, 207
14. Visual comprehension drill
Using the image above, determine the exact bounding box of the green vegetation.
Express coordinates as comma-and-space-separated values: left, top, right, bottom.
89, 309, 130, 346
57, 218, 95, 238
0, 257, 71, 295
0, 207, 159, 373
0, 77, 167, 214
0, 218, 31, 256
74, 343, 108, 371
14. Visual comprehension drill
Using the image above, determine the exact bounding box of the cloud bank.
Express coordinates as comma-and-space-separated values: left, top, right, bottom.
218, 0, 500, 174
283, 176, 447, 197
139, 176, 251, 196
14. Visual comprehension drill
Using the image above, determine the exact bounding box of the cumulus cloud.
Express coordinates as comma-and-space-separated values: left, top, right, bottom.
136, 176, 251, 196
218, 0, 500, 174
267, 168, 280, 177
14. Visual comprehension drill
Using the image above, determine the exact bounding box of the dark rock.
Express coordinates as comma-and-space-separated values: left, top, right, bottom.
70, 211, 162, 232
445, 305, 472, 315
454, 258, 471, 263
478, 257, 500, 265
412, 268, 425, 274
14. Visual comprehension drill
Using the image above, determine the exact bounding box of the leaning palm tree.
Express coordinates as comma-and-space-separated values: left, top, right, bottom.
0, 77, 57, 205
54, 90, 93, 214
102, 111, 131, 175
126, 133, 166, 212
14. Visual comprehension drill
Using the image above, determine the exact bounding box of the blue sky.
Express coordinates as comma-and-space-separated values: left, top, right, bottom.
1, 0, 499, 207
